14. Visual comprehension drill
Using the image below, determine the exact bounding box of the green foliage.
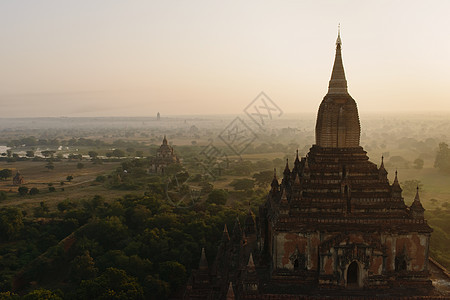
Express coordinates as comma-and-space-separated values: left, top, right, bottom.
68, 154, 82, 160
88, 151, 98, 159
413, 158, 424, 169
143, 275, 170, 300
206, 189, 228, 205
0, 169, 12, 180
18, 186, 29, 196
26, 150, 35, 158
48, 187, 56, 192
29, 187, 39, 195
229, 178, 255, 191
0, 291, 20, 299
434, 142, 450, 172
112, 149, 126, 158
95, 175, 106, 182
400, 180, 423, 198
41, 150, 55, 158
66, 175, 73, 182
23, 289, 63, 300
0, 179, 249, 298
427, 209, 450, 270
34, 202, 49, 217
70, 251, 98, 283
57, 200, 77, 212
388, 155, 409, 168
158, 261, 186, 291
252, 170, 274, 188
77, 267, 144, 300
0, 207, 23, 240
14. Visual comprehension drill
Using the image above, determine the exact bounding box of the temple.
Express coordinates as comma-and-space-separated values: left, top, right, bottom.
149, 135, 179, 174
184, 31, 438, 299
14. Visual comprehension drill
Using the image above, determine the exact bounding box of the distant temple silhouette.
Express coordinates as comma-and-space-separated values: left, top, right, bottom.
184, 30, 442, 299
13, 171, 24, 185
150, 135, 179, 174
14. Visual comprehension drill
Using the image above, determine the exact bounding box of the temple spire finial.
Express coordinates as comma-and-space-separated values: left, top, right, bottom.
328, 26, 348, 95
199, 248, 208, 271
336, 23, 342, 46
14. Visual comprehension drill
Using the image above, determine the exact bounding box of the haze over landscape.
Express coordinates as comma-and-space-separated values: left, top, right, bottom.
1, 0, 450, 117
1, 1, 450, 299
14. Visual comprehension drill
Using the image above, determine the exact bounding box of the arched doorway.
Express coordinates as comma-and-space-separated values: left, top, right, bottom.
347, 261, 359, 287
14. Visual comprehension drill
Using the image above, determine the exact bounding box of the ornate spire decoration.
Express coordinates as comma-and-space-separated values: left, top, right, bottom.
199, 248, 209, 271
163, 135, 168, 145
328, 24, 348, 95
410, 186, 425, 219
283, 159, 290, 177
226, 282, 235, 300
222, 224, 230, 242
247, 253, 256, 272
280, 187, 288, 206
271, 168, 279, 193
379, 156, 388, 180
393, 170, 400, 185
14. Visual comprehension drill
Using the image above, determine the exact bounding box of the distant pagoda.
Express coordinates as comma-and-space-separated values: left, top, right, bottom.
150, 135, 179, 174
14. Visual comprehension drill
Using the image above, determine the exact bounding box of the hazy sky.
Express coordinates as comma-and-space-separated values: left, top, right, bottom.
1, 1, 449, 117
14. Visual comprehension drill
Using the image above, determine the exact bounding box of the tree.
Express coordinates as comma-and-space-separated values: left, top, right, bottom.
0, 207, 23, 240
143, 275, 170, 300
112, 149, 126, 158
23, 289, 62, 300
41, 150, 55, 158
158, 261, 186, 292
136, 150, 144, 157
68, 153, 82, 160
229, 178, 255, 191
401, 180, 423, 198
77, 267, 144, 300
29, 187, 39, 195
88, 151, 98, 159
70, 251, 98, 283
26, 150, 35, 158
95, 175, 106, 182
0, 292, 20, 299
413, 158, 424, 169
0, 169, 12, 180
434, 142, 450, 172
206, 189, 228, 205
18, 186, 29, 196
252, 170, 275, 188
66, 175, 74, 182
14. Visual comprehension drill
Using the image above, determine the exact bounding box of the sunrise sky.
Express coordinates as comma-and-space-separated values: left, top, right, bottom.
1, 1, 449, 117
